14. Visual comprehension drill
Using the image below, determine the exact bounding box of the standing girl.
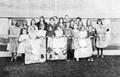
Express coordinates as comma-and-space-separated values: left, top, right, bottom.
18, 29, 29, 64
95, 19, 108, 58
8, 19, 21, 61
63, 22, 73, 61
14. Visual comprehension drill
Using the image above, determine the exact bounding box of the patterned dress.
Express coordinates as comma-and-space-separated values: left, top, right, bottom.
95, 24, 108, 48
74, 30, 92, 58
8, 25, 20, 52
18, 34, 29, 54
53, 29, 67, 60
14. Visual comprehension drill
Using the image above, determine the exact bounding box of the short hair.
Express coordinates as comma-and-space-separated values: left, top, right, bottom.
49, 17, 54, 21
76, 17, 81, 21
97, 19, 103, 25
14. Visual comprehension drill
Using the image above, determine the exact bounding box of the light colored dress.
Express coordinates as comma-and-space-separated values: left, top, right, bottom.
96, 24, 108, 48
36, 30, 46, 62
74, 30, 92, 58
53, 29, 67, 60
18, 34, 29, 54
8, 25, 20, 52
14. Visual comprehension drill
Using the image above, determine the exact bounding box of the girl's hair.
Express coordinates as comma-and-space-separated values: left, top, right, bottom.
54, 16, 58, 19
11, 18, 18, 27
58, 17, 64, 24
65, 22, 70, 28
20, 28, 27, 35
96, 19, 103, 25
70, 19, 75, 23
39, 16, 45, 22
76, 17, 81, 21
78, 21, 83, 26
30, 19, 36, 25
23, 19, 28, 26
86, 19, 92, 27
49, 17, 54, 21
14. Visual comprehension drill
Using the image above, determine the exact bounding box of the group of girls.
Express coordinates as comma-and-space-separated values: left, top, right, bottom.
8, 15, 110, 64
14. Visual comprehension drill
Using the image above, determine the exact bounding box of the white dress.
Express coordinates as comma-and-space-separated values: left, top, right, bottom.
18, 34, 29, 54
74, 31, 92, 58
53, 29, 67, 60
36, 30, 47, 62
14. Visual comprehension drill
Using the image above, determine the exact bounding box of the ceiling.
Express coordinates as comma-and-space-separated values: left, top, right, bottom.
0, 0, 120, 18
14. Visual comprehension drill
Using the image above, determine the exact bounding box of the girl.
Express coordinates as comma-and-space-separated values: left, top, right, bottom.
75, 25, 92, 61
64, 15, 71, 23
58, 17, 65, 29
54, 16, 59, 25
54, 26, 67, 60
95, 19, 108, 58
63, 22, 73, 61
75, 17, 81, 25
36, 25, 47, 62
23, 20, 28, 31
36, 16, 47, 30
46, 26, 55, 60
28, 19, 38, 32
72, 23, 80, 61
8, 19, 21, 62
47, 17, 56, 31
70, 19, 75, 29
18, 29, 29, 64
78, 20, 83, 31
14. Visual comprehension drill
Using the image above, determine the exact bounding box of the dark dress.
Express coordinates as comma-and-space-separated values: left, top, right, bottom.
36, 21, 47, 30
87, 31, 97, 51
63, 28, 73, 59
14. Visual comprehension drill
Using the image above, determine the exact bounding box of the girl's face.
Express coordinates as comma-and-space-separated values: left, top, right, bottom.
98, 21, 102, 25
74, 24, 77, 29
23, 29, 27, 34
66, 23, 70, 28
81, 26, 85, 31
76, 19, 80, 23
79, 21, 83, 26
41, 25, 44, 30
71, 21, 74, 25
49, 27, 52, 31
88, 26, 92, 31
23, 21, 27, 26
50, 20, 54, 24
32, 20, 35, 25
65, 15, 69, 20
13, 19, 17, 25
57, 26, 61, 30
40, 18, 44, 22
87, 20, 91, 25
60, 19, 63, 23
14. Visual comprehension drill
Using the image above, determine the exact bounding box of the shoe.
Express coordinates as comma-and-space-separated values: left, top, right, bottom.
97, 55, 99, 57
11, 58, 13, 62
101, 55, 104, 58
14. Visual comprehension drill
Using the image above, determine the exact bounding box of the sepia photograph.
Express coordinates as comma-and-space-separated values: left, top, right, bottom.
0, 0, 119, 77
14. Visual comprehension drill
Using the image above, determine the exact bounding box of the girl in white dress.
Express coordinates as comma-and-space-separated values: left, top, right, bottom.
18, 29, 29, 64
54, 26, 67, 60
36, 25, 47, 62
75, 26, 92, 61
